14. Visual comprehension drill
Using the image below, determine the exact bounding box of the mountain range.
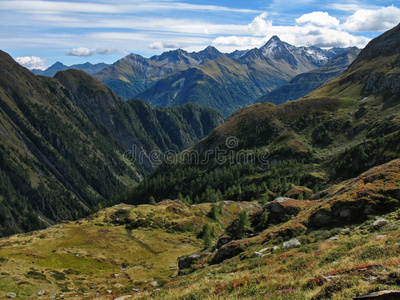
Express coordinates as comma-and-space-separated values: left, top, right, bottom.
32, 61, 109, 77
103, 36, 353, 116
32, 37, 357, 116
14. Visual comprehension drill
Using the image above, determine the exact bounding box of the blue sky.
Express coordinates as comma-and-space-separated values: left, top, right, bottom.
1, 0, 399, 70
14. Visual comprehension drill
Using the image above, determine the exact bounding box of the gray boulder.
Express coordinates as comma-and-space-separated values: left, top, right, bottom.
372, 218, 389, 227
282, 238, 301, 249
354, 290, 400, 299
150, 281, 159, 288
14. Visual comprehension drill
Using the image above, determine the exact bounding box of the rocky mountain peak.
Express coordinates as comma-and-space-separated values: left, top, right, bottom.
261, 35, 284, 52
196, 46, 223, 60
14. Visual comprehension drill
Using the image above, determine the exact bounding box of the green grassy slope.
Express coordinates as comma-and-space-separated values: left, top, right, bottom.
0, 200, 260, 299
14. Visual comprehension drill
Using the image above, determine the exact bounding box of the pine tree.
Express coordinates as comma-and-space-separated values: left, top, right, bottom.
184, 195, 192, 205
259, 210, 269, 229
149, 196, 156, 205
202, 223, 212, 250
218, 201, 224, 214
231, 209, 252, 239
208, 203, 219, 221
177, 192, 184, 202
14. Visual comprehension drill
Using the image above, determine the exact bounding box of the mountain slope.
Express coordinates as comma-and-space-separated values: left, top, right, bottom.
0, 51, 223, 237
136, 37, 349, 116
31, 62, 109, 77
136, 55, 274, 116
259, 47, 360, 104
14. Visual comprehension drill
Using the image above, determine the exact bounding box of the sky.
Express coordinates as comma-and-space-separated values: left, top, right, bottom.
1, 0, 399, 70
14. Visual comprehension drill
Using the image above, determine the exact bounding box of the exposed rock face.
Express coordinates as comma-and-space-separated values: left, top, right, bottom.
344, 24, 400, 102
178, 253, 210, 273
212, 241, 246, 264
308, 200, 378, 228
216, 237, 231, 248
258, 197, 304, 226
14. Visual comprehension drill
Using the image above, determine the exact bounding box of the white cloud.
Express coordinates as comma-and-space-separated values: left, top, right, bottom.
296, 11, 340, 28
343, 5, 400, 32
213, 36, 266, 48
296, 27, 370, 47
148, 42, 181, 50
66, 47, 125, 57
248, 12, 273, 36
328, 3, 369, 12
212, 11, 374, 53
15, 56, 47, 70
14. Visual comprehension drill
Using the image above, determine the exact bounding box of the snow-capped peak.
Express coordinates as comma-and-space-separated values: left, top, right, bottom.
261, 36, 285, 57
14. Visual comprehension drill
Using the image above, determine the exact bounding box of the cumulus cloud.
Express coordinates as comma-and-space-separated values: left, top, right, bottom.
15, 56, 47, 70
343, 5, 400, 32
296, 11, 340, 28
148, 42, 181, 49
213, 36, 265, 48
212, 9, 378, 52
296, 27, 370, 48
248, 12, 272, 36
66, 47, 125, 57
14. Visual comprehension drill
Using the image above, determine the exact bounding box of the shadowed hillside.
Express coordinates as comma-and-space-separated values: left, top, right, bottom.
0, 51, 223, 236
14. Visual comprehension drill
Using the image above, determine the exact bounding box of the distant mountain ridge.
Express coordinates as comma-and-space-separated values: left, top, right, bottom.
30, 38, 353, 116
259, 46, 361, 104
32, 61, 109, 77
133, 36, 351, 116
94, 46, 225, 101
